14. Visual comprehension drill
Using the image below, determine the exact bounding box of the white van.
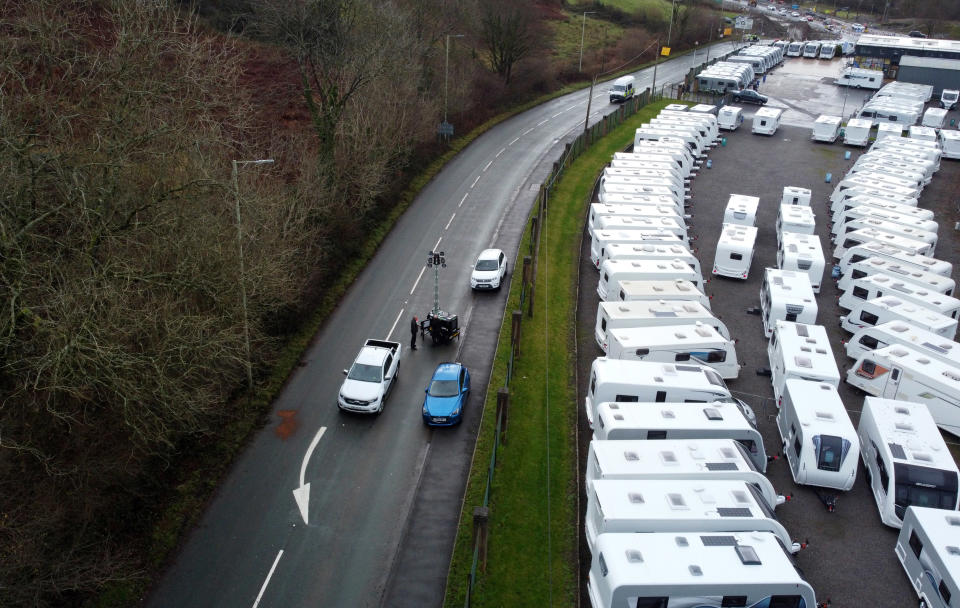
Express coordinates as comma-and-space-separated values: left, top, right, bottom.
909, 124, 938, 142
593, 216, 689, 246
717, 105, 744, 131
589, 229, 685, 268
593, 401, 767, 472
600, 243, 699, 276
585, 479, 800, 555
781, 186, 811, 206
752, 107, 782, 136
843, 118, 874, 146
837, 67, 882, 89
847, 345, 960, 434
940, 129, 960, 160
840, 296, 958, 338
606, 323, 740, 379
588, 532, 817, 608
712, 224, 758, 280
875, 122, 905, 142
723, 194, 759, 226
583, 358, 732, 428
833, 228, 933, 260
812, 114, 842, 142
840, 274, 960, 319
776, 204, 815, 244
922, 107, 948, 130
613, 279, 711, 309
594, 300, 730, 352
896, 507, 960, 608
838, 257, 954, 296
858, 398, 959, 528
597, 258, 702, 300
760, 268, 818, 337
767, 320, 840, 405
608, 75, 635, 103
778, 233, 824, 292
846, 321, 960, 365
837, 242, 953, 278
832, 217, 938, 251
588, 202, 685, 233
777, 380, 859, 491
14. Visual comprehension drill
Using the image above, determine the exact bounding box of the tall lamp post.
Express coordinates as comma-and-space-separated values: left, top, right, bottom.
232, 158, 274, 391
579, 11, 596, 72
666, 0, 678, 47
443, 34, 464, 130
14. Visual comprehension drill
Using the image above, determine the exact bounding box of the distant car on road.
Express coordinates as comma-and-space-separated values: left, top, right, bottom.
470, 248, 508, 290
791, 11, 800, 17
732, 89, 769, 105
908, 30, 927, 38
422, 362, 470, 426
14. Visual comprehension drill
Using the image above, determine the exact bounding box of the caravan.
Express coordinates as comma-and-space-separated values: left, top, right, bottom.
614, 149, 696, 177
593, 401, 768, 472
717, 105, 744, 131
583, 358, 732, 428
832, 218, 938, 252
782, 186, 812, 206
600, 243, 700, 276
838, 274, 960, 319
812, 115, 842, 142
849, 161, 927, 190
830, 187, 920, 215
840, 296, 958, 338
590, 229, 685, 268
585, 438, 785, 508
595, 300, 730, 352
593, 216, 689, 246
587, 532, 817, 608
723, 194, 759, 226
597, 182, 682, 206
876, 122, 905, 141
786, 41, 804, 57
847, 345, 960, 434
895, 507, 960, 608
767, 321, 840, 405
588, 203, 685, 233
837, 67, 882, 89
778, 232, 825, 293
843, 118, 874, 146
940, 129, 960, 160
597, 258, 702, 300
858, 398, 959, 528
613, 279, 711, 309
831, 173, 922, 202
837, 243, 952, 278
609, 157, 689, 183
599, 175, 687, 204
922, 107, 948, 130
803, 41, 822, 58
585, 479, 800, 555
712, 224, 758, 280
832, 206, 937, 237
846, 321, 960, 365
777, 204, 816, 243
909, 125, 939, 143
752, 107, 783, 136
760, 268, 818, 337
605, 323, 740, 379
833, 195, 930, 221
833, 228, 934, 260
838, 257, 954, 296
778, 380, 859, 490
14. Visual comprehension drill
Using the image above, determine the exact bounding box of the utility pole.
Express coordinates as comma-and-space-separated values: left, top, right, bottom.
579, 11, 596, 72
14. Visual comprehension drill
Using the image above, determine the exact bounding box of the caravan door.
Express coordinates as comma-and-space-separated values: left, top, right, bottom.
883, 366, 901, 399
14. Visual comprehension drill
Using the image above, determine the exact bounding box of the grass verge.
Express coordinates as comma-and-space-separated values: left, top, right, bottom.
443, 98, 678, 608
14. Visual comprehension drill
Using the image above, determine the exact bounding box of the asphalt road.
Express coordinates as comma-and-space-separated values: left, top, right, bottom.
146, 43, 739, 608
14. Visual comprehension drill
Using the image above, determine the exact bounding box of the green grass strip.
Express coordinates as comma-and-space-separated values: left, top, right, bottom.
443, 98, 680, 608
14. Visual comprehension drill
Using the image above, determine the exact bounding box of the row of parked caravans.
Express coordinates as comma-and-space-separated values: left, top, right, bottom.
695, 60, 755, 94
782, 40, 839, 59
724, 43, 785, 75
585, 107, 824, 608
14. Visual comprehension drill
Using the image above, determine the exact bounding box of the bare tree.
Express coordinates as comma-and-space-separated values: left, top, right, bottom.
477, 0, 539, 84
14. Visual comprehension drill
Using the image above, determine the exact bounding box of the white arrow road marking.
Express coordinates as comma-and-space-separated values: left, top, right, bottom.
252, 549, 284, 608
292, 426, 326, 525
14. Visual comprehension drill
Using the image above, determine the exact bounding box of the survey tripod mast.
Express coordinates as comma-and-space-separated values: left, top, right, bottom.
427, 249, 446, 316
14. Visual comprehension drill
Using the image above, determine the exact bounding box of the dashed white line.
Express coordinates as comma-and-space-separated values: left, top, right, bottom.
552, 112, 563, 118
433, 237, 442, 251
459, 193, 468, 207
410, 267, 426, 295
388, 308, 405, 338
252, 550, 284, 608
445, 212, 456, 230
568, 104, 579, 110
495, 148, 505, 157
470, 175, 480, 188
537, 119, 548, 126
523, 128, 534, 135
482, 160, 493, 172
509, 137, 519, 145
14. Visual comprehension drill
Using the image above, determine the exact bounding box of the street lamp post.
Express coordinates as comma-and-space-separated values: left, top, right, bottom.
666, 0, 678, 47
579, 11, 596, 72
232, 158, 274, 391
444, 34, 464, 126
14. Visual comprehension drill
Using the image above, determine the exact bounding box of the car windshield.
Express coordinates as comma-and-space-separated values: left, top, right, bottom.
612, 85, 625, 92
475, 259, 499, 271
347, 363, 381, 382
428, 379, 459, 397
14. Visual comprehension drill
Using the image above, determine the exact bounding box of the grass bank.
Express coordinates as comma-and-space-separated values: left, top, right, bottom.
443, 98, 677, 608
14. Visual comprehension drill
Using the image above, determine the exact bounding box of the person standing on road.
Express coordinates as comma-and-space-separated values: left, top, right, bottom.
410, 316, 418, 350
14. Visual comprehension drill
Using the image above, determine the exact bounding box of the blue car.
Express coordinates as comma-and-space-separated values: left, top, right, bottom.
422, 362, 470, 426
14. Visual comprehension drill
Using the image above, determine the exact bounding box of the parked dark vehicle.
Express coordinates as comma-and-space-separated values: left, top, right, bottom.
732, 89, 769, 105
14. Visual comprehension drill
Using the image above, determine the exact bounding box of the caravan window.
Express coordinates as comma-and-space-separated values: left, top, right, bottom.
655, 391, 667, 402
721, 597, 748, 607
894, 463, 959, 515
769, 598, 804, 608
590, 374, 597, 395
730, 252, 743, 260
815, 435, 847, 472
635, 348, 650, 356
874, 444, 889, 491
909, 529, 923, 558
675, 353, 691, 362
600, 317, 607, 331
636, 598, 668, 608
704, 350, 727, 363
793, 436, 802, 458
939, 581, 952, 607
850, 254, 867, 264
704, 369, 726, 387
648, 430, 668, 439
785, 312, 798, 322
741, 439, 759, 454
860, 310, 880, 325
615, 394, 639, 402
859, 334, 880, 349
852, 286, 869, 300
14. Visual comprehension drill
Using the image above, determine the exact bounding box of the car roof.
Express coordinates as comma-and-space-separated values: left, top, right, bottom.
432, 362, 463, 380
477, 248, 503, 260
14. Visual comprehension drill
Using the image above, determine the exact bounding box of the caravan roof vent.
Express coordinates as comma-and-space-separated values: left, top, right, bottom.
800, 346, 812, 353
815, 411, 835, 421
674, 331, 688, 340
703, 408, 723, 421
947, 516, 960, 527
661, 409, 676, 419
613, 414, 624, 421
695, 326, 713, 338
661, 450, 678, 463
924, 342, 953, 354
718, 507, 752, 518
795, 324, 810, 337
688, 565, 704, 576
735, 545, 762, 566
894, 422, 915, 432
628, 492, 645, 504
944, 370, 960, 382
890, 323, 910, 333
816, 348, 828, 355
623, 450, 639, 461
912, 451, 933, 463
719, 447, 737, 459
683, 304, 700, 312
668, 493, 688, 509
676, 283, 692, 292
894, 406, 911, 416
795, 356, 813, 368
626, 549, 644, 563
917, 358, 931, 365
947, 547, 960, 556
701, 535, 738, 547
889, 443, 908, 460
889, 348, 909, 357
618, 305, 630, 312
732, 490, 750, 504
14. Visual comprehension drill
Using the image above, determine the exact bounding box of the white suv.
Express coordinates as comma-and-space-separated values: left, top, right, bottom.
470, 249, 508, 290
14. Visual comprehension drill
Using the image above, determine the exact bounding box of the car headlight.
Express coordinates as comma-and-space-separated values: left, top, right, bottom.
423, 404, 429, 414
451, 407, 460, 416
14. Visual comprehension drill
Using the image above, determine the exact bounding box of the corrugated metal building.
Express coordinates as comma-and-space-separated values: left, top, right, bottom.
854, 34, 960, 77
897, 56, 960, 95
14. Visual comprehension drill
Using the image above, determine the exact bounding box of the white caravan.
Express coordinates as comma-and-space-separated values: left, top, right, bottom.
585, 438, 785, 509
717, 105, 744, 131
839, 274, 960, 319
590, 229, 685, 268
595, 300, 730, 352
846, 321, 960, 366
843, 118, 874, 146
628, 140, 700, 172
875, 122, 905, 141
635, 125, 706, 157
858, 398, 959, 528
713, 223, 758, 280
723, 194, 759, 226
833, 228, 934, 260
585, 479, 800, 556
760, 268, 818, 337
841, 296, 958, 338
597, 182, 682, 206
832, 206, 938, 238
830, 187, 920, 215
819, 42, 837, 59
588, 532, 817, 608
837, 67, 882, 89
832, 218, 938, 251
776, 204, 816, 243
854, 153, 937, 183
909, 125, 938, 142
786, 41, 804, 57
606, 323, 740, 379
608, 158, 688, 184
597, 258, 702, 300
849, 161, 926, 190
613, 279, 711, 309
599, 175, 687, 204
877, 81, 933, 103
588, 203, 685, 233
752, 107, 783, 135
838, 257, 954, 296
803, 41, 822, 58
593, 216, 689, 246
767, 321, 840, 405
831, 172, 922, 201
614, 150, 695, 178
592, 401, 767, 473
782, 186, 812, 206
837, 243, 952, 278
857, 103, 922, 127
600, 243, 699, 276
812, 115, 842, 142
601, 167, 688, 194
583, 358, 731, 428
777, 232, 825, 292
657, 110, 721, 141
873, 137, 943, 168
832, 196, 931, 222
896, 507, 960, 608
847, 345, 960, 434
922, 107, 948, 130
595, 191, 685, 213
940, 130, 960, 160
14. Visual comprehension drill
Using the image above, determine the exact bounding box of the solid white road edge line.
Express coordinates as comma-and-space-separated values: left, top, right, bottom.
252, 549, 284, 608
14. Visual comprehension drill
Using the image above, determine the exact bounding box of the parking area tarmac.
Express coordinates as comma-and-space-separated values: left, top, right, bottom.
576, 86, 960, 605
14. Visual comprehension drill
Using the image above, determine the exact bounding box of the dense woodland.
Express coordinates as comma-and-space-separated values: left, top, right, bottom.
0, 0, 948, 605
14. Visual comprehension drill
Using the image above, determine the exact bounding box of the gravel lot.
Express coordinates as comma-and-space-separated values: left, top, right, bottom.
576, 114, 960, 606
